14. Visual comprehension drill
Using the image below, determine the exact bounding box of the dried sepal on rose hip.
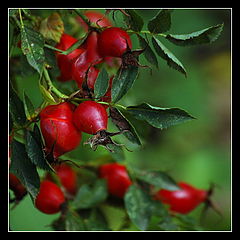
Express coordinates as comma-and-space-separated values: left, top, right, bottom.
72, 100, 125, 151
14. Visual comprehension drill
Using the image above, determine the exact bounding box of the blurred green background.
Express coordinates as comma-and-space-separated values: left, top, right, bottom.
9, 8, 231, 231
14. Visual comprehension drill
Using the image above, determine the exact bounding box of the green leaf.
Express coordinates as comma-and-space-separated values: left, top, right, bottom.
133, 168, 180, 191
25, 126, 53, 171
111, 65, 138, 103
126, 103, 195, 129
109, 107, 141, 146
94, 68, 109, 98
85, 208, 110, 231
100, 204, 127, 231
106, 143, 125, 162
9, 9, 18, 17
65, 210, 86, 231
23, 91, 36, 121
152, 36, 187, 77
9, 82, 27, 127
9, 139, 40, 201
165, 23, 224, 46
21, 26, 45, 74
124, 9, 144, 32
137, 35, 158, 69
124, 185, 153, 230
148, 9, 173, 34
72, 179, 108, 209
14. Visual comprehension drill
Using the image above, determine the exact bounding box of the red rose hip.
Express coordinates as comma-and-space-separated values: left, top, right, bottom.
55, 33, 83, 82
154, 182, 208, 214
99, 163, 132, 198
35, 180, 65, 214
40, 102, 82, 158
9, 173, 27, 201
47, 163, 77, 195
73, 101, 108, 135
98, 27, 132, 58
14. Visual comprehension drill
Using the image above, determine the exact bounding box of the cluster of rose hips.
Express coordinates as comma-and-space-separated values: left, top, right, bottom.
34, 161, 212, 215
10, 11, 213, 218
34, 11, 132, 214
40, 11, 135, 159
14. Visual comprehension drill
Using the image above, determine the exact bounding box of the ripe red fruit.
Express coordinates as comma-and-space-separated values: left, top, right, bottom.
77, 10, 112, 32
9, 173, 27, 201
71, 31, 102, 89
71, 52, 100, 89
47, 163, 77, 195
40, 102, 82, 159
99, 163, 132, 198
35, 180, 65, 214
98, 27, 132, 58
82, 31, 103, 65
55, 33, 83, 82
73, 101, 108, 135
154, 182, 208, 214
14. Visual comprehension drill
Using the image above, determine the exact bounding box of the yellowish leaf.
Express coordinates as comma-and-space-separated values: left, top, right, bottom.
39, 12, 64, 43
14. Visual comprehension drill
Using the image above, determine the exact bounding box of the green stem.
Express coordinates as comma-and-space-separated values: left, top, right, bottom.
73, 9, 91, 28
127, 29, 167, 38
18, 9, 24, 28
42, 67, 69, 99
44, 44, 65, 53
113, 103, 127, 110
96, 101, 127, 111
45, 34, 87, 55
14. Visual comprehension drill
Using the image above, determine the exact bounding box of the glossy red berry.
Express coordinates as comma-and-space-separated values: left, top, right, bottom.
77, 10, 112, 32
98, 27, 132, 58
99, 163, 132, 198
55, 33, 83, 82
71, 31, 102, 89
82, 31, 103, 65
71, 52, 100, 89
154, 182, 208, 214
47, 163, 77, 195
73, 101, 108, 135
35, 180, 65, 214
40, 102, 82, 158
9, 173, 27, 201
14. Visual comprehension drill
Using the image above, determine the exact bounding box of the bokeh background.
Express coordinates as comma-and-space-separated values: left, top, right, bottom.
9, 8, 231, 231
